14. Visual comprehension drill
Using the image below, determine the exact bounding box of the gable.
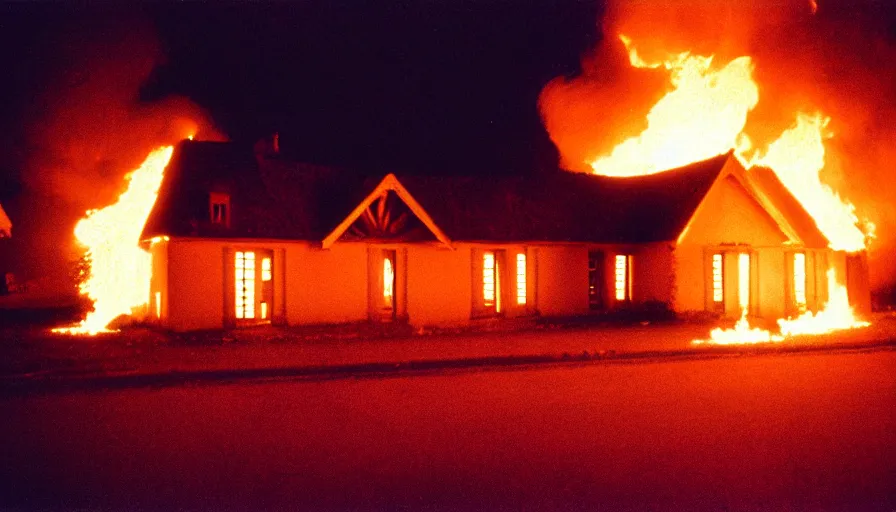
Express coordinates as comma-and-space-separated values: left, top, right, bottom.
339, 190, 437, 243
322, 174, 452, 248
678, 175, 790, 246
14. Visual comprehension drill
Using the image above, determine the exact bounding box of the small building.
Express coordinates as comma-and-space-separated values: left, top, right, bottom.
140, 141, 870, 331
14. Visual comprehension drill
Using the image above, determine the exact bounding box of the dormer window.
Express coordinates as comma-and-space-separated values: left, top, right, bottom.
210, 192, 230, 227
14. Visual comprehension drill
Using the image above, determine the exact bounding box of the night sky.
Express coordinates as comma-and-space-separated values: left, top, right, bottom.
0, 1, 600, 184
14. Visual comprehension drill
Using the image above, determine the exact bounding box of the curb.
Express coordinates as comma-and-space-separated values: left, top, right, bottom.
3, 338, 895, 397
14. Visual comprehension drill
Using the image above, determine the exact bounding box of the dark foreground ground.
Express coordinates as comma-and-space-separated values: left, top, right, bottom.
1, 346, 894, 511
3, 313, 896, 391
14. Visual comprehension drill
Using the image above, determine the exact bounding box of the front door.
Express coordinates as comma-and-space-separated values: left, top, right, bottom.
234, 249, 274, 325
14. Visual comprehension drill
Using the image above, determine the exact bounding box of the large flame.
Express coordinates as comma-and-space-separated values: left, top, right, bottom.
592, 36, 872, 346
740, 113, 866, 252
592, 36, 870, 253
694, 269, 869, 345
591, 37, 758, 177
54, 145, 174, 335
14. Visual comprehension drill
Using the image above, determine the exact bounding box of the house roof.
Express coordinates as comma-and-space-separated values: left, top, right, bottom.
390, 152, 730, 243
143, 142, 823, 247
141, 140, 372, 241
745, 166, 829, 249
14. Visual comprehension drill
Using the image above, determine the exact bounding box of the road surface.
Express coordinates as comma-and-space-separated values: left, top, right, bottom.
2, 348, 894, 511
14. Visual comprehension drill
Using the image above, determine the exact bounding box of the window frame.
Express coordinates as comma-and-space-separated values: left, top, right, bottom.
614, 254, 632, 303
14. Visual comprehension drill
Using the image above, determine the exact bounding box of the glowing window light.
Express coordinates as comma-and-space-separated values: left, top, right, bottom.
383, 256, 394, 308
793, 252, 807, 308
261, 258, 272, 282
154, 291, 161, 319
235, 251, 256, 319
712, 253, 724, 303
614, 255, 631, 301
483, 252, 495, 306
260, 301, 268, 320
738, 253, 750, 310
516, 253, 526, 305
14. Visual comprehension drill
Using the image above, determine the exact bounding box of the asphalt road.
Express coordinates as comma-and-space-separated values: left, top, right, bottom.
2, 348, 894, 511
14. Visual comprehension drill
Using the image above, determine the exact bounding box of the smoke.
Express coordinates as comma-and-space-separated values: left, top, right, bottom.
10, 8, 220, 300
538, 0, 896, 290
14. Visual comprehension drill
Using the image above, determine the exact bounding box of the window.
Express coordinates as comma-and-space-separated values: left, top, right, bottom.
210, 192, 230, 226
154, 291, 162, 319
383, 251, 395, 309
712, 253, 724, 310
614, 254, 632, 302
793, 252, 807, 309
516, 253, 526, 305
738, 253, 750, 310
482, 251, 501, 313
261, 257, 272, 282
588, 251, 605, 309
235, 251, 255, 319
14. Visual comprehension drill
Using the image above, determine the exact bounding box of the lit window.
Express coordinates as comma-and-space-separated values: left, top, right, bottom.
516, 253, 526, 305
260, 301, 268, 320
383, 255, 394, 308
712, 253, 724, 304
793, 252, 807, 309
154, 291, 162, 318
614, 254, 631, 301
261, 258, 272, 282
483, 252, 495, 306
235, 251, 256, 319
738, 253, 750, 310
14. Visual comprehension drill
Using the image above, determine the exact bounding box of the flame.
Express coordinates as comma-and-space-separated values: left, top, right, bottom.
740, 113, 866, 251
777, 269, 870, 336
593, 36, 871, 345
54, 145, 174, 335
693, 309, 783, 345
694, 269, 868, 345
590, 35, 758, 177
590, 36, 870, 252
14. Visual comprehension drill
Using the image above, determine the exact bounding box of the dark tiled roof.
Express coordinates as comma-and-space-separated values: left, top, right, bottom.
747, 166, 829, 249
142, 141, 371, 241
142, 141, 730, 244
396, 152, 730, 243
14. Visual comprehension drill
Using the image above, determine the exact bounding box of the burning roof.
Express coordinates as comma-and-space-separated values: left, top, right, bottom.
141, 142, 827, 247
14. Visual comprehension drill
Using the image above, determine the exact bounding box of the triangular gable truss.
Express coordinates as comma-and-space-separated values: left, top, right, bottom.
322, 174, 452, 249
676, 155, 804, 246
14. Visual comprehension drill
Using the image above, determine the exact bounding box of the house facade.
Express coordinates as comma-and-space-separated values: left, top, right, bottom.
140, 141, 870, 332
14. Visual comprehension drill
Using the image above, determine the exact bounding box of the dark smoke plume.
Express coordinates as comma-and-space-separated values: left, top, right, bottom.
7, 8, 220, 301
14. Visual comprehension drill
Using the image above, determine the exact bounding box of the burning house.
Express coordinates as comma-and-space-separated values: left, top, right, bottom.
134, 139, 869, 333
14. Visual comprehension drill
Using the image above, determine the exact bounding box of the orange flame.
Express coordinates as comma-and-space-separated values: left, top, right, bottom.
591, 36, 870, 253
591, 35, 758, 177
53, 145, 174, 335
740, 113, 866, 252
694, 269, 868, 345
592, 36, 872, 345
